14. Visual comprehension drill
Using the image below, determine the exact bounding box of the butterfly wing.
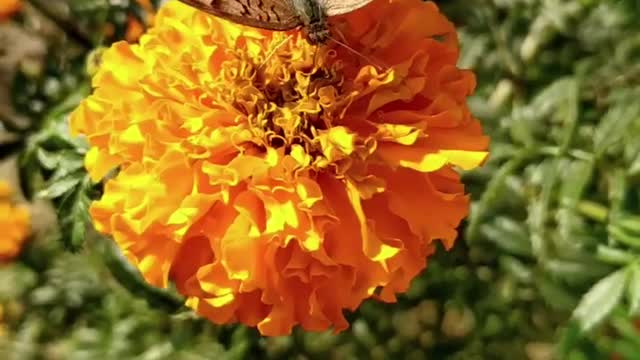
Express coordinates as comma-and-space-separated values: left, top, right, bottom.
321, 0, 374, 16
178, 0, 302, 30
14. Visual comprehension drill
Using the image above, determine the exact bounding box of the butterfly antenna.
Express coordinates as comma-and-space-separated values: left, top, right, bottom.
258, 34, 294, 71
328, 36, 388, 72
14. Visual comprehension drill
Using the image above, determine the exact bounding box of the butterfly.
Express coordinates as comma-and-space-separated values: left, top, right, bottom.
177, 0, 375, 45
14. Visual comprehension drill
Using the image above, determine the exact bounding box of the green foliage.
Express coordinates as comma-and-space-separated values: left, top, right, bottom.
2, 0, 640, 359
18, 83, 98, 251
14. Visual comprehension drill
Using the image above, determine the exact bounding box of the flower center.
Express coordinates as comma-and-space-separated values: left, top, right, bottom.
218, 37, 350, 159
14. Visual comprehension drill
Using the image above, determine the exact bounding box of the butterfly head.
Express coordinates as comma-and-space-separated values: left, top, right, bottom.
305, 21, 331, 45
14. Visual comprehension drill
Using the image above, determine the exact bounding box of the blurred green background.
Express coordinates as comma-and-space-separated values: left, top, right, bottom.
1, 0, 640, 359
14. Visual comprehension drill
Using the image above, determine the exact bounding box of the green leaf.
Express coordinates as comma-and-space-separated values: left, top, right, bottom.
499, 256, 533, 283
593, 99, 640, 158
610, 339, 640, 360
43, 82, 91, 121
544, 259, 613, 286
480, 218, 533, 258
508, 107, 537, 148
573, 268, 628, 332
609, 309, 640, 354
528, 159, 563, 258
70, 212, 87, 251
629, 151, 640, 177
557, 78, 579, 152
536, 274, 579, 311
555, 321, 582, 359
627, 263, 640, 316
559, 160, 594, 209
608, 224, 640, 249
57, 176, 93, 251
596, 245, 635, 266
36, 175, 82, 200
36, 148, 60, 170
36, 130, 78, 152
555, 209, 594, 251
466, 149, 537, 243
49, 155, 85, 182
608, 167, 627, 215
613, 213, 640, 235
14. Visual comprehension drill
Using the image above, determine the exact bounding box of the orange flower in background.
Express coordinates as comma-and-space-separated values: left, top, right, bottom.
70, 0, 488, 335
0, 0, 21, 21
0, 181, 30, 262
125, 0, 156, 42
104, 0, 156, 41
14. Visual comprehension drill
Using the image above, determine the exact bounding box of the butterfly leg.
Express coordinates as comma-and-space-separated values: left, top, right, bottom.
328, 25, 389, 71
258, 34, 294, 70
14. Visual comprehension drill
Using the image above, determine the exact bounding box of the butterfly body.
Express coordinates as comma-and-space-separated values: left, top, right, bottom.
178, 0, 374, 45
291, 0, 330, 44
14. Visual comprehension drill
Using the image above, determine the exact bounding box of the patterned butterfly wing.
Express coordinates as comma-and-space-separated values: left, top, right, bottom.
178, 0, 302, 30
321, 0, 374, 16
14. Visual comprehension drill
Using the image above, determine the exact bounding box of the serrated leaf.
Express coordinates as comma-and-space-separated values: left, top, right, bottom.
556, 208, 593, 250
37, 130, 77, 151
627, 263, 640, 315
466, 150, 535, 242
559, 160, 594, 209
36, 176, 82, 200
17, 145, 46, 199
480, 219, 533, 258
499, 256, 533, 283
70, 216, 87, 251
573, 268, 628, 332
35, 148, 59, 170
43, 82, 90, 120
557, 78, 579, 152
49, 155, 85, 182
528, 159, 563, 258
65, 194, 91, 251
545, 259, 613, 286
55, 176, 93, 251
530, 78, 577, 116
536, 274, 579, 311
508, 107, 537, 147
593, 100, 640, 157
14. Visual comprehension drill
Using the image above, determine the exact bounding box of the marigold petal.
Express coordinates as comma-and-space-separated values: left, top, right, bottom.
0, 181, 30, 262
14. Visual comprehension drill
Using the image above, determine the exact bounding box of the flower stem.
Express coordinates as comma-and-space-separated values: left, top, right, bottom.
96, 235, 185, 311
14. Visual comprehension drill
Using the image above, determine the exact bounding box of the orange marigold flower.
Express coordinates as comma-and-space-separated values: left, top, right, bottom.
0, 181, 30, 262
70, 0, 488, 335
0, 0, 21, 21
